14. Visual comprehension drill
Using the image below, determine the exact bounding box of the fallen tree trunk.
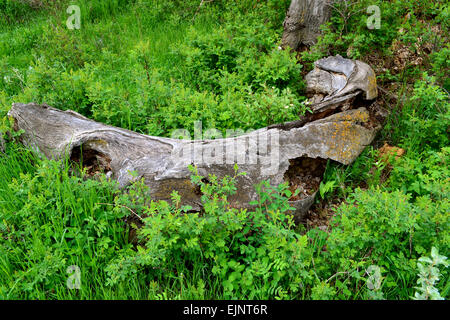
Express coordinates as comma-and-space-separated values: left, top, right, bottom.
8, 101, 378, 220
281, 0, 333, 50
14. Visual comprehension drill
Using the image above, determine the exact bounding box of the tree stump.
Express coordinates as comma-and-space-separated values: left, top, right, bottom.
281, 0, 333, 50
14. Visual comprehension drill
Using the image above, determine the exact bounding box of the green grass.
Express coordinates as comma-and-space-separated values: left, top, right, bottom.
1, 0, 303, 136
0, 144, 223, 299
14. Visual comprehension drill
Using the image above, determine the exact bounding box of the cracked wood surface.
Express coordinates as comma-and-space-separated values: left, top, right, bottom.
8, 102, 379, 219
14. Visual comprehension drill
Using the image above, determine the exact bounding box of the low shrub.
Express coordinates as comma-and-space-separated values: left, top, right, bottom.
106, 166, 315, 299
388, 74, 449, 153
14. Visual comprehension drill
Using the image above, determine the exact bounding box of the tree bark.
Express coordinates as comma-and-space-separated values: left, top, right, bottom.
281, 0, 332, 50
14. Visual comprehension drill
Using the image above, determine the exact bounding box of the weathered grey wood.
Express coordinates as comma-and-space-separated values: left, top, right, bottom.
305, 55, 378, 113
281, 0, 332, 50
8, 101, 378, 220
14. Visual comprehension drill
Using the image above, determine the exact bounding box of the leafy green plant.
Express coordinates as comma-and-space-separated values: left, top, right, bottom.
310, 281, 336, 300
105, 166, 318, 299
318, 148, 379, 200
324, 182, 449, 299
413, 247, 448, 300
390, 74, 449, 153
319, 180, 336, 200
431, 45, 450, 91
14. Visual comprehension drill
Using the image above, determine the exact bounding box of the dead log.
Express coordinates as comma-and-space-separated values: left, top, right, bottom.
8, 101, 378, 220
281, 0, 333, 50
7, 56, 379, 220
